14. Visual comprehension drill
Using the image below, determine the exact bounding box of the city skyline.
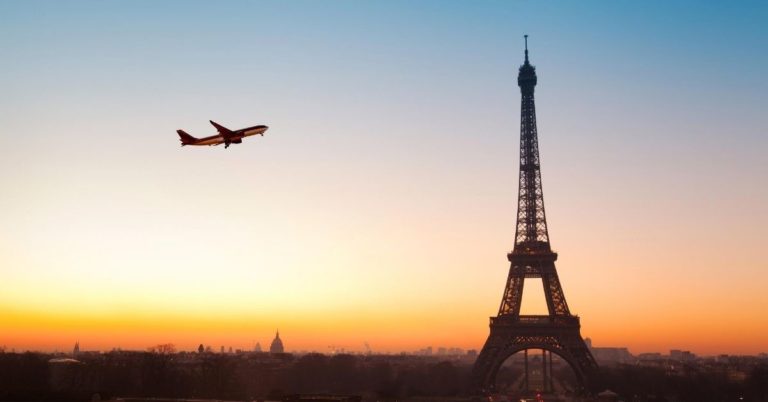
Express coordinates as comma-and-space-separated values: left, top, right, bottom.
2, 1, 768, 357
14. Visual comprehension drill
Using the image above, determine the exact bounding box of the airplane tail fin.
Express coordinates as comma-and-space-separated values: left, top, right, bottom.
177, 130, 198, 146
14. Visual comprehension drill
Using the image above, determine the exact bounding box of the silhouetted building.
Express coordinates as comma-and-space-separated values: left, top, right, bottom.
591, 347, 634, 364
586, 338, 634, 364
48, 357, 84, 393
254, 342, 262, 352
270, 330, 285, 353
471, 35, 598, 393
72, 341, 80, 356
670, 349, 695, 361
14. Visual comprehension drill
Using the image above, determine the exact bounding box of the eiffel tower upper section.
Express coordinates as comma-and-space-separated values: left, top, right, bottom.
512, 35, 551, 256
496, 36, 571, 317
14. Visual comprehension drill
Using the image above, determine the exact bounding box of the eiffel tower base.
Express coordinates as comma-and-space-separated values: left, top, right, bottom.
471, 315, 599, 395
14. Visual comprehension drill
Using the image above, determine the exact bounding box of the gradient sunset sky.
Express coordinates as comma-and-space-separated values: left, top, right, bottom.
1, 1, 767, 356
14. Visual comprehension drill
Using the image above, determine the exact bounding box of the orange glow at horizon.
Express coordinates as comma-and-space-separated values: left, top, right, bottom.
3, 266, 767, 356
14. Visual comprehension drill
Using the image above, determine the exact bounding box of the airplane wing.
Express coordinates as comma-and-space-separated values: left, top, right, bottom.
209, 120, 234, 137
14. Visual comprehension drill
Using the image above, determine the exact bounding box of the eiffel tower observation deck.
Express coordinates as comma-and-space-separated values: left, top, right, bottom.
471, 36, 599, 395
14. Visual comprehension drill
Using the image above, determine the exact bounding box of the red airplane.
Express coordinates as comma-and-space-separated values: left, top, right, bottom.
177, 120, 268, 148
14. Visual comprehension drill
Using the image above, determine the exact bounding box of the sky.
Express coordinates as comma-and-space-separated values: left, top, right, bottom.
1, 1, 767, 356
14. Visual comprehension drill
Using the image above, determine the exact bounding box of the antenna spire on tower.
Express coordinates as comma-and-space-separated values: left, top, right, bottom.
524, 34, 529, 63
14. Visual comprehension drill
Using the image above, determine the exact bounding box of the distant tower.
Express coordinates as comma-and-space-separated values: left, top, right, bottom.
73, 341, 80, 356
269, 330, 284, 353
254, 342, 262, 352
198, 344, 204, 354
470, 36, 599, 394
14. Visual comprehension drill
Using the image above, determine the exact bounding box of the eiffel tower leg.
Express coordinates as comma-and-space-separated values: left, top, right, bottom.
541, 270, 570, 316
549, 352, 555, 392
541, 349, 547, 392
524, 348, 529, 392
499, 273, 524, 316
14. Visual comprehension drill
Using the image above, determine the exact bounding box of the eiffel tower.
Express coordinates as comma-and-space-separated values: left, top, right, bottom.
471, 36, 599, 394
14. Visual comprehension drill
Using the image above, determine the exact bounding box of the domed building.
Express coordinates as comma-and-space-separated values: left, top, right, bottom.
269, 330, 284, 353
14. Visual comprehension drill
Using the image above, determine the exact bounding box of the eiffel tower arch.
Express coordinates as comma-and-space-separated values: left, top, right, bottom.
471, 36, 599, 394
473, 330, 594, 390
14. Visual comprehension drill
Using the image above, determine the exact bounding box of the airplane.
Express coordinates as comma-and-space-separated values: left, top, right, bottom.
177, 120, 269, 148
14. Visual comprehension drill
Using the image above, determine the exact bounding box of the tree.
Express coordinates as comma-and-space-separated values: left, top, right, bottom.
147, 344, 176, 354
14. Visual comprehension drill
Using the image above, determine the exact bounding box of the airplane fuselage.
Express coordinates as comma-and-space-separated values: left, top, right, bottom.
177, 121, 268, 148
192, 125, 268, 146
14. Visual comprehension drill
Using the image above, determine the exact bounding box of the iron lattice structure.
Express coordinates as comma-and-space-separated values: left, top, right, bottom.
471, 37, 599, 394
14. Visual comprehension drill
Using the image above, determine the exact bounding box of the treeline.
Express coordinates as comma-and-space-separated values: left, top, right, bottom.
598, 363, 768, 402
0, 352, 469, 401
1, 352, 767, 401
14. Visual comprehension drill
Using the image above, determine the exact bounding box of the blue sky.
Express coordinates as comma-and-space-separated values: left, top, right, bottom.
1, 1, 767, 353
